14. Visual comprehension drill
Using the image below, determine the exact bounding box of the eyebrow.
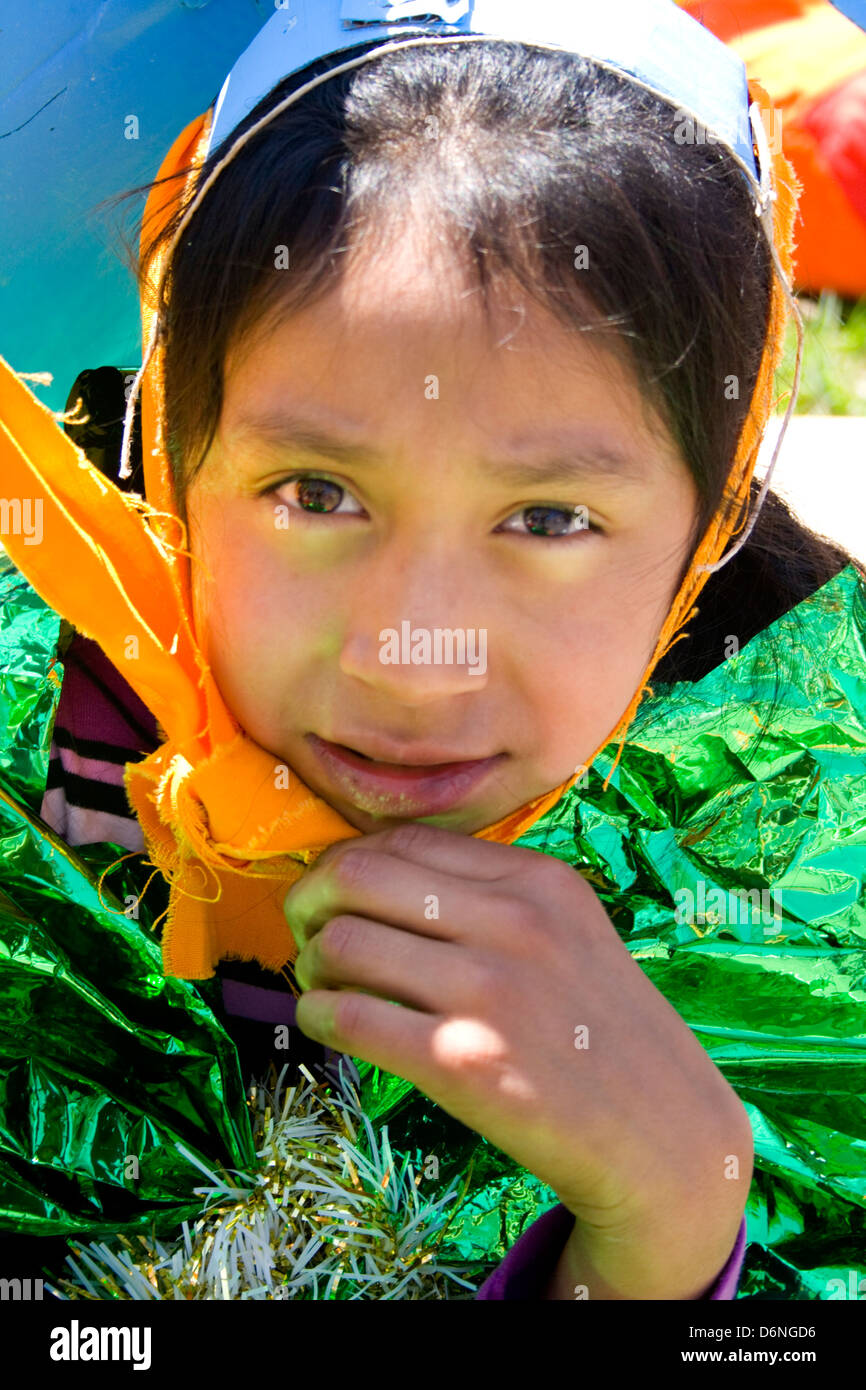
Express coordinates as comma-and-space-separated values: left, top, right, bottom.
231, 411, 649, 487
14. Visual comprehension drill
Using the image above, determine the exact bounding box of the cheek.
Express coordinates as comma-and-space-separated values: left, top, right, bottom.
519, 538, 688, 773
187, 498, 326, 734
520, 611, 647, 766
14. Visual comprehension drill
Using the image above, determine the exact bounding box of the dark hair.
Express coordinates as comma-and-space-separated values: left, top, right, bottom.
104, 38, 861, 699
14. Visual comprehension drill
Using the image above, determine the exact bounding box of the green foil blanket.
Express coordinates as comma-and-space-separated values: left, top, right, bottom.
1, 549, 864, 1299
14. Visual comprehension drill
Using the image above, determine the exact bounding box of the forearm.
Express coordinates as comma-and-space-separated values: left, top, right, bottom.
541, 1199, 746, 1300
543, 1102, 754, 1301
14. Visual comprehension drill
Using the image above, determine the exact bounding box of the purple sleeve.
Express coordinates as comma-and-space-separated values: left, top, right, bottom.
475, 1205, 747, 1300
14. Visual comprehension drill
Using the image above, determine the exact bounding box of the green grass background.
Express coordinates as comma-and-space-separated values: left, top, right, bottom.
775, 293, 866, 415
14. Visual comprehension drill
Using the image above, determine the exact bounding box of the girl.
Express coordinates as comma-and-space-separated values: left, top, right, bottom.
0, 5, 864, 1300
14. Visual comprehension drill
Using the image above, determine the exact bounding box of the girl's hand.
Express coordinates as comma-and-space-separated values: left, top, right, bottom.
284, 823, 752, 1298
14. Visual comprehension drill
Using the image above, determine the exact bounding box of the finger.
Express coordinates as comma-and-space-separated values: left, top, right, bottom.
295, 914, 470, 1013
284, 845, 500, 949
313, 821, 538, 883
294, 987, 447, 1098
367, 821, 544, 878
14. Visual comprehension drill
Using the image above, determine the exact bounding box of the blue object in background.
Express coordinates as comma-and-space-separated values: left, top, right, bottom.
0, 1, 270, 415
828, 1, 866, 30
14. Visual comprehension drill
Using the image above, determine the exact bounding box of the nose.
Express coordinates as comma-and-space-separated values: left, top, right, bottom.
338, 551, 490, 703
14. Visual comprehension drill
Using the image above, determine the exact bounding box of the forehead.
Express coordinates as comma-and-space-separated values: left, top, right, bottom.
222, 212, 679, 472
234, 203, 613, 363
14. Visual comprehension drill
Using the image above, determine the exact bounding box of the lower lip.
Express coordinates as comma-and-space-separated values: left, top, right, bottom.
306, 734, 506, 817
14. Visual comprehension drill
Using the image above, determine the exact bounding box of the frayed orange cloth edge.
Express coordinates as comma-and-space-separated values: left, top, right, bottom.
0, 86, 798, 983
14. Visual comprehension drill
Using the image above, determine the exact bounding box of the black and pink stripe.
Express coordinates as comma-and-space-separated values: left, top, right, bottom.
39, 632, 159, 852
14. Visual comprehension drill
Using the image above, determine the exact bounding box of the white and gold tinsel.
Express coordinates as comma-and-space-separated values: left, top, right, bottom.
46, 1063, 484, 1300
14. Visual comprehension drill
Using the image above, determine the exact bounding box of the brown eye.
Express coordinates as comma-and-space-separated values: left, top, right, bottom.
523, 505, 575, 536
272, 472, 365, 518
497, 503, 596, 539
295, 477, 344, 513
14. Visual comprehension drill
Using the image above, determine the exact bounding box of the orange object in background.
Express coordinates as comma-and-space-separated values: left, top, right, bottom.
677, 1, 866, 297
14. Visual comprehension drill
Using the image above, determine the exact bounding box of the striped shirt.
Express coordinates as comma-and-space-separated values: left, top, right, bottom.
40, 631, 158, 852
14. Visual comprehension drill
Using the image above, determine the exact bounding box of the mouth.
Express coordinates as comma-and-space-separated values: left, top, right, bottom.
306, 734, 507, 817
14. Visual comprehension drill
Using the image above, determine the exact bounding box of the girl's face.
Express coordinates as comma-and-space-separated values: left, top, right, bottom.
187, 227, 699, 835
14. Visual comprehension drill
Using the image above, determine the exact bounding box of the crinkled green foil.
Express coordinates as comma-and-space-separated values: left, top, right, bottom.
354, 563, 866, 1297
0, 559, 65, 814
0, 557, 255, 1241
1, 548, 865, 1297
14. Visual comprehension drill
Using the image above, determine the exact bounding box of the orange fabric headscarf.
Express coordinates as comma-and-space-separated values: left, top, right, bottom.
0, 65, 799, 985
